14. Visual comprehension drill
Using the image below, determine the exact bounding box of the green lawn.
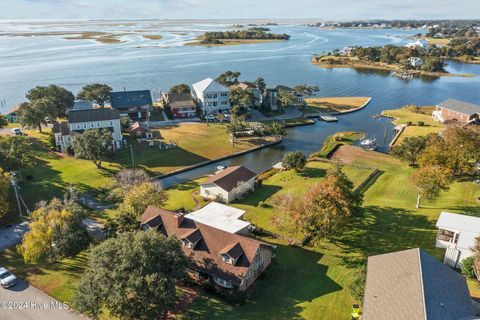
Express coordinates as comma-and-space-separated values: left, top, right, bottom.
305, 97, 370, 113
15, 123, 271, 207
382, 105, 443, 145
183, 145, 480, 319
311, 131, 364, 158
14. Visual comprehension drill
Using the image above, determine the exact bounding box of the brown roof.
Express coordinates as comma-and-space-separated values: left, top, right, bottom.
363, 248, 474, 320
52, 121, 70, 135
202, 166, 256, 192
230, 83, 251, 90
140, 206, 273, 286
167, 93, 196, 109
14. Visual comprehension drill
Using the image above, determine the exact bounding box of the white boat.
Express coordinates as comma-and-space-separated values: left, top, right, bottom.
320, 115, 338, 122
360, 136, 378, 151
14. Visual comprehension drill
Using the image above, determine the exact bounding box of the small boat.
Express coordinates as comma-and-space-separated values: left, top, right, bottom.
216, 165, 226, 171
320, 115, 338, 122
360, 136, 378, 151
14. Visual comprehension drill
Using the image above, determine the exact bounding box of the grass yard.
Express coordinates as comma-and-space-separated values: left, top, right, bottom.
305, 97, 371, 113
0, 248, 87, 304
382, 105, 444, 144
183, 145, 480, 319
425, 37, 451, 46
311, 131, 364, 158
14, 123, 272, 207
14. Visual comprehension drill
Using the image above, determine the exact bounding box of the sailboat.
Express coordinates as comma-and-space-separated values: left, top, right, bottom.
360, 134, 378, 151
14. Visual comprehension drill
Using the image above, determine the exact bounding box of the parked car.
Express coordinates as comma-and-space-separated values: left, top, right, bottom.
10, 128, 23, 136
205, 115, 216, 122
0, 267, 17, 288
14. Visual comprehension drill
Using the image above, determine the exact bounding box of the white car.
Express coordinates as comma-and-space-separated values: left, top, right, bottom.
0, 267, 17, 288
10, 128, 22, 136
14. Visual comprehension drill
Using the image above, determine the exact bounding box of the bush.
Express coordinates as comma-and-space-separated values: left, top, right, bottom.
418, 121, 424, 126
406, 121, 413, 126
282, 151, 307, 172
258, 201, 270, 208
349, 267, 366, 302
461, 256, 477, 279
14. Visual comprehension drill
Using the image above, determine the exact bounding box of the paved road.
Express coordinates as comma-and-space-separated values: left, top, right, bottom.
0, 223, 29, 251
0, 280, 86, 320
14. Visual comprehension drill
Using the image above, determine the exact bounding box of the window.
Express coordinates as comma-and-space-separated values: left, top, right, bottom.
221, 101, 228, 105
214, 277, 233, 288
83, 124, 87, 129
213, 94, 218, 98
222, 255, 235, 265
97, 122, 100, 127
110, 121, 113, 126
221, 92, 228, 97
213, 102, 217, 107
90, 123, 94, 128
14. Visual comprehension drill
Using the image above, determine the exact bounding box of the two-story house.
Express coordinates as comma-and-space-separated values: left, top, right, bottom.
162, 92, 197, 118
432, 99, 480, 124
140, 206, 275, 291
53, 108, 123, 153
192, 78, 231, 116
109, 90, 152, 120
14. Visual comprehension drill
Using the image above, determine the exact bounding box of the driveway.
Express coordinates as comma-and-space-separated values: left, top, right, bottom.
0, 280, 86, 320
0, 223, 29, 251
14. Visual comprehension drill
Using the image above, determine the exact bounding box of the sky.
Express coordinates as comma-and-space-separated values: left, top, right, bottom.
0, 0, 478, 20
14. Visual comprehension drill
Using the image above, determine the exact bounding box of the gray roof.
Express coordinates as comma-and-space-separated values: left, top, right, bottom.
110, 90, 152, 109
437, 99, 480, 116
68, 108, 120, 123
364, 248, 474, 320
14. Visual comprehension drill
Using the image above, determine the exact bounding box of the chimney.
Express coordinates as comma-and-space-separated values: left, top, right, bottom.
174, 212, 184, 227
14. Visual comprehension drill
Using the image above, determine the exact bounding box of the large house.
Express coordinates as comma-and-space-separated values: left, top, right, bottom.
185, 202, 253, 235
109, 90, 152, 120
363, 248, 475, 320
200, 166, 256, 203
229, 82, 262, 108
405, 39, 429, 50
263, 85, 304, 111
435, 212, 480, 269
53, 108, 123, 153
162, 92, 197, 118
432, 99, 480, 124
191, 78, 230, 116
140, 206, 275, 291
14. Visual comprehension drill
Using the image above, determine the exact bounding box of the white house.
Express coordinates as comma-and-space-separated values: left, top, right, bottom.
53, 108, 123, 153
191, 78, 231, 116
200, 166, 256, 203
408, 57, 424, 67
435, 212, 480, 268
405, 39, 429, 51
185, 202, 253, 235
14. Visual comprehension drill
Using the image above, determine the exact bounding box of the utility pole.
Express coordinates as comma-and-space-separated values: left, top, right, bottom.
130, 144, 135, 168
10, 173, 22, 218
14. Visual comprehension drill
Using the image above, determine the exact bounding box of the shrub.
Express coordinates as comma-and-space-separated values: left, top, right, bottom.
461, 256, 476, 279
418, 121, 424, 126
282, 151, 307, 172
349, 267, 366, 302
406, 121, 413, 126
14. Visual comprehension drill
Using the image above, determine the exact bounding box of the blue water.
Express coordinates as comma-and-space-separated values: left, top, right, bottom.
1, 21, 479, 186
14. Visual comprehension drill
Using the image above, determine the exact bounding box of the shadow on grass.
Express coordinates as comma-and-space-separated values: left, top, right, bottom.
186, 242, 343, 320
298, 167, 327, 179
241, 185, 282, 207
336, 205, 438, 268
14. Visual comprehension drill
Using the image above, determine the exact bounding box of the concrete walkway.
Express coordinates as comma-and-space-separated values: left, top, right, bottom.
248, 107, 302, 122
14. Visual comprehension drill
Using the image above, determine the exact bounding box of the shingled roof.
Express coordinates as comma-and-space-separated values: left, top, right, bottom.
68, 108, 119, 123
140, 206, 274, 286
437, 99, 480, 116
202, 166, 256, 192
363, 248, 475, 320
110, 90, 152, 109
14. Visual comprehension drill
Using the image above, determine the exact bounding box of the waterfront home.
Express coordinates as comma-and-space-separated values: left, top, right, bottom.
341, 46, 352, 56
363, 248, 475, 320
405, 39, 429, 50
191, 78, 230, 116
109, 90, 152, 120
432, 98, 480, 124
185, 202, 253, 235
53, 108, 123, 153
140, 206, 275, 291
264, 88, 280, 111
162, 92, 197, 118
200, 166, 256, 203
408, 57, 424, 67
435, 212, 480, 269
4, 105, 19, 123
229, 82, 262, 108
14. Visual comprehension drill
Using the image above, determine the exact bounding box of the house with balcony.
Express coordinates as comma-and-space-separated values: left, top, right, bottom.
140, 206, 275, 291
432, 99, 480, 124
109, 90, 152, 120
53, 108, 123, 153
162, 92, 197, 118
435, 212, 480, 269
191, 78, 230, 116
